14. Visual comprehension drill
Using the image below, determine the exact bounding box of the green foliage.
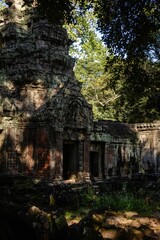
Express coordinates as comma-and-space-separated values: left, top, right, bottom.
66, 186, 159, 216
50, 194, 55, 206
17, 0, 160, 60
0, 0, 6, 9
105, 57, 160, 122
94, 0, 160, 60
21, 0, 74, 24
65, 9, 118, 120
65, 3, 160, 122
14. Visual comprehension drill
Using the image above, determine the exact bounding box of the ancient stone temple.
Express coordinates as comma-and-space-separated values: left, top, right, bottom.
0, 0, 93, 181
0, 0, 159, 182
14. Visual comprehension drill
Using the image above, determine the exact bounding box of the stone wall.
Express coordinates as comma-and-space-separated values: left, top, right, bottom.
131, 122, 160, 173
89, 121, 160, 178
90, 120, 140, 179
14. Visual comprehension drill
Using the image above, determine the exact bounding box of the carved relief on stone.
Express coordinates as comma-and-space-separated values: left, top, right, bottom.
34, 147, 50, 175
63, 99, 90, 128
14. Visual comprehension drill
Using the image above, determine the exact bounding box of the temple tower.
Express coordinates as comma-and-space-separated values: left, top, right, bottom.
0, 0, 93, 181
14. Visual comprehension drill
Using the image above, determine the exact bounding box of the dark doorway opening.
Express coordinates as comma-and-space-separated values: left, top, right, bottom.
63, 142, 77, 180
90, 151, 99, 177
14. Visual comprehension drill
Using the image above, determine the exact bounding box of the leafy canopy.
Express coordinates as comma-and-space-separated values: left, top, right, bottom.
65, 9, 118, 120
64, 0, 160, 122
105, 57, 160, 122
94, 0, 160, 60
4, 0, 160, 60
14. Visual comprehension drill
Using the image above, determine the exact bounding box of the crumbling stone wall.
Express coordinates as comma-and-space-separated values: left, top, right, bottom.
90, 120, 140, 179
131, 122, 160, 173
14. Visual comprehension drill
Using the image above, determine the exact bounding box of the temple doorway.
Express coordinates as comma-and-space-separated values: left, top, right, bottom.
89, 143, 105, 179
63, 141, 78, 180
90, 151, 99, 177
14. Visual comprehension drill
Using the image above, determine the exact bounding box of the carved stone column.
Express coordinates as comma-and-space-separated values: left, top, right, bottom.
50, 131, 63, 181
83, 135, 91, 182
103, 143, 108, 179
77, 141, 84, 181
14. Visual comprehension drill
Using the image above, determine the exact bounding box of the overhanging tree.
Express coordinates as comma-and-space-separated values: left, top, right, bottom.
20, 0, 159, 61
64, 0, 160, 122
104, 57, 160, 122
93, 0, 160, 60
91, 0, 160, 122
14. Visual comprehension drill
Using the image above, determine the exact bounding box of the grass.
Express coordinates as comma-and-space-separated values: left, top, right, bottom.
63, 186, 160, 222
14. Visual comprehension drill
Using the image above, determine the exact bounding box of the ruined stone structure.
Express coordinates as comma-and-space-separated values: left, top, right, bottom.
131, 122, 160, 174
0, 0, 159, 182
90, 120, 139, 179
0, 0, 93, 181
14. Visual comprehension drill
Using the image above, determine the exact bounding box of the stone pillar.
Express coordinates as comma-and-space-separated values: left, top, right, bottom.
77, 141, 84, 181
50, 131, 63, 181
153, 130, 158, 172
83, 136, 91, 182
103, 143, 108, 179
98, 145, 103, 179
